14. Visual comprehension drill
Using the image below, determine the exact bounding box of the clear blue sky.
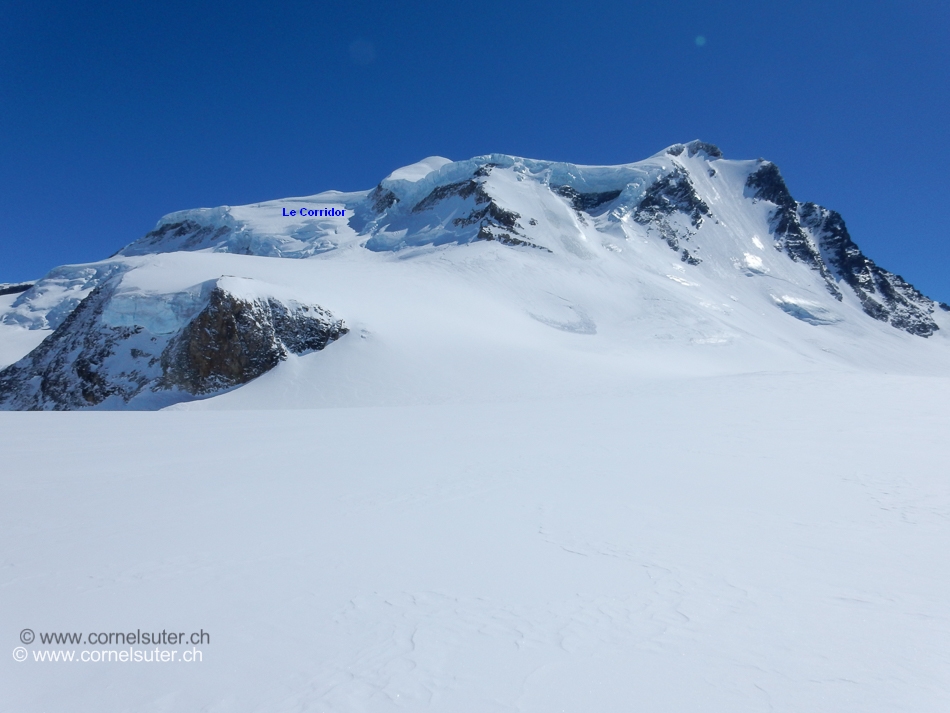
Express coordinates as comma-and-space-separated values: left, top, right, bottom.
2, 0, 948, 301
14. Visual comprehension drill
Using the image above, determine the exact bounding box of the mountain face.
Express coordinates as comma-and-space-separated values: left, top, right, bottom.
0, 277, 346, 410
1, 140, 947, 410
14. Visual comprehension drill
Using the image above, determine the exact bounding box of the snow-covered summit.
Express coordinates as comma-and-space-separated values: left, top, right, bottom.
383, 155, 453, 183
1, 141, 948, 410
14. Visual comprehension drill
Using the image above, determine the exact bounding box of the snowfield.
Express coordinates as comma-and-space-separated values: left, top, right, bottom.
2, 143, 949, 711
3, 373, 950, 712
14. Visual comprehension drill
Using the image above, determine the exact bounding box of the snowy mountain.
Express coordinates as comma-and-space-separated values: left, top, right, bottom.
1, 140, 947, 410
4, 143, 950, 713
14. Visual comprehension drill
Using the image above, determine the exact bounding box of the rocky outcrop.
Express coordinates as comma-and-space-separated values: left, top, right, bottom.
745, 162, 841, 298
0, 280, 144, 409
474, 226, 550, 252
366, 165, 538, 251
0, 282, 33, 296
666, 140, 723, 159
0, 278, 347, 410
798, 202, 940, 336
636, 167, 710, 228
634, 167, 709, 264
369, 184, 399, 212
414, 174, 524, 236
552, 185, 622, 213
124, 220, 233, 255
412, 179, 481, 213
161, 287, 346, 395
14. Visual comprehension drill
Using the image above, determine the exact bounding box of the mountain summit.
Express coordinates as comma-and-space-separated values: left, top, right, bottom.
1, 141, 947, 410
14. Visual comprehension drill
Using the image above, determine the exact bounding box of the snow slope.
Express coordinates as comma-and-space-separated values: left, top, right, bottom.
0, 293, 49, 369
2, 372, 949, 712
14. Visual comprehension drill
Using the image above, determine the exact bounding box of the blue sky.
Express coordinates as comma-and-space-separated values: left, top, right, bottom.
2, 0, 948, 301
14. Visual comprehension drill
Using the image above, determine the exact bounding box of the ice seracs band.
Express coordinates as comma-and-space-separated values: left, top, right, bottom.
282, 207, 345, 217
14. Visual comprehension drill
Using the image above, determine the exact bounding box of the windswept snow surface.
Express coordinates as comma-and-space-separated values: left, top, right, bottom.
2, 144, 950, 710
2, 373, 950, 712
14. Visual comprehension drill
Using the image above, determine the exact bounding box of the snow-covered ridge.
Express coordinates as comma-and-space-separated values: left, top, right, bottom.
93, 138, 928, 334
112, 143, 714, 260
2, 262, 127, 330
0, 281, 34, 296
1, 140, 948, 410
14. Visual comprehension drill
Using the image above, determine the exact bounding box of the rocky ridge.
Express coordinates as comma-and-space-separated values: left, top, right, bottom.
0, 282, 34, 297
798, 202, 946, 336
99, 142, 944, 340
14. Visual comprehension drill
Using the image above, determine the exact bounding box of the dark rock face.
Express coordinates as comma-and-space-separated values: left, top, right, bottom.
746, 162, 841, 299
552, 185, 622, 213
161, 288, 347, 395
370, 185, 399, 212
687, 141, 723, 159
475, 226, 551, 252
397, 169, 537, 250
414, 175, 522, 231
0, 282, 33, 296
0, 280, 347, 410
798, 203, 940, 336
121, 220, 232, 256
745, 162, 795, 208
0, 282, 142, 410
413, 179, 481, 213
744, 162, 940, 336
636, 168, 710, 229
666, 141, 723, 159
452, 193, 522, 232
473, 163, 498, 178
681, 250, 702, 265
634, 167, 709, 263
